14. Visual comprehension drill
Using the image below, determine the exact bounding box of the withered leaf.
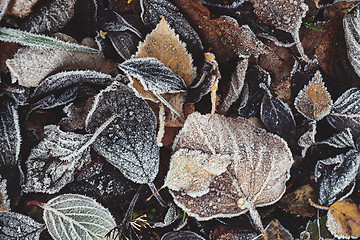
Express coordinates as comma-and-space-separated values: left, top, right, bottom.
161, 230, 206, 240
0, 212, 45, 240
315, 149, 360, 206
85, 81, 160, 184
327, 88, 360, 135
318, 128, 356, 149
0, 97, 21, 167
254, 219, 293, 240
23, 125, 92, 194
21, 0, 76, 33
326, 199, 360, 239
166, 112, 293, 222
298, 120, 317, 157
140, 0, 203, 56
294, 70, 332, 121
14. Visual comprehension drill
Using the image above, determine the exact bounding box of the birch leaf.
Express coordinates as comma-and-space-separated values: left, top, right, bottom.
344, 4, 360, 78
23, 125, 92, 194
294, 71, 332, 121
327, 88, 360, 135
326, 199, 360, 239
318, 128, 356, 149
37, 194, 116, 240
0, 97, 21, 167
0, 212, 45, 240
85, 81, 159, 184
315, 149, 360, 206
165, 112, 293, 224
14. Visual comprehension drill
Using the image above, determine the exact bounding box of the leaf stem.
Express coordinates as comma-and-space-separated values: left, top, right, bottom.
309, 199, 330, 210
248, 204, 267, 240
154, 93, 184, 119
147, 182, 167, 207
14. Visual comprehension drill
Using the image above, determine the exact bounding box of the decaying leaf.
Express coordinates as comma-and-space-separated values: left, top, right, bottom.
249, 0, 310, 62
298, 120, 317, 157
86, 81, 159, 185
279, 184, 317, 217
315, 149, 360, 206
219, 57, 248, 114
165, 112, 293, 236
343, 4, 360, 78
0, 175, 10, 212
33, 194, 116, 240
21, 0, 77, 33
294, 70, 332, 121
317, 128, 356, 149
0, 212, 45, 240
23, 125, 92, 194
6, 37, 116, 87
326, 198, 360, 239
254, 219, 293, 240
0, 97, 21, 167
327, 88, 360, 135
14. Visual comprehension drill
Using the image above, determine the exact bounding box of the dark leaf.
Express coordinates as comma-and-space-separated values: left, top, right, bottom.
327, 88, 360, 135
0, 97, 20, 167
260, 88, 296, 145
344, 4, 360, 78
304, 216, 334, 240
317, 0, 359, 8
108, 31, 140, 60
119, 57, 187, 94
161, 231, 206, 240
298, 120, 317, 157
317, 128, 356, 149
0, 212, 45, 240
315, 149, 360, 206
0, 175, 10, 211
85, 81, 160, 184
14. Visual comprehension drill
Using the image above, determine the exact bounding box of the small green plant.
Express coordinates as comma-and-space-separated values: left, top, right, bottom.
305, 16, 326, 32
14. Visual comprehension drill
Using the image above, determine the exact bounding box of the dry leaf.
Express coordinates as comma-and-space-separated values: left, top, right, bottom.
327, 199, 360, 239
6, 37, 117, 87
294, 70, 332, 121
165, 112, 293, 236
254, 219, 293, 240
6, 0, 38, 18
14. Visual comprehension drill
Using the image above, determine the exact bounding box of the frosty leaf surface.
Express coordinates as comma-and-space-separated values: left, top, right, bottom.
298, 120, 317, 157
166, 112, 293, 220
314, 149, 360, 206
326, 199, 360, 239
294, 71, 332, 121
0, 212, 45, 240
119, 57, 187, 95
219, 57, 248, 113
161, 230, 206, 240
140, 0, 203, 55
41, 194, 116, 240
0, 0, 10, 20
317, 0, 359, 7
85, 82, 159, 184
21, 0, 76, 33
5, 0, 36, 18
327, 88, 360, 135
260, 87, 296, 144
23, 125, 92, 194
0, 176, 10, 211
0, 97, 21, 167
318, 128, 356, 149
344, 4, 360, 78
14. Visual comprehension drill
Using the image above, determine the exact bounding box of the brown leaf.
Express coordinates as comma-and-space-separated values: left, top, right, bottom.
294, 70, 332, 121
254, 220, 293, 240
6, 36, 117, 87
6, 0, 38, 18
165, 112, 293, 234
279, 184, 317, 217
327, 199, 360, 239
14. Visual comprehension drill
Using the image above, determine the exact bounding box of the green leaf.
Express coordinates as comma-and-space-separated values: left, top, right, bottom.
0, 27, 99, 53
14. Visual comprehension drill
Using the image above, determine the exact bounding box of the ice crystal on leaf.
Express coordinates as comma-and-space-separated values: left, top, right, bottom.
344, 4, 360, 78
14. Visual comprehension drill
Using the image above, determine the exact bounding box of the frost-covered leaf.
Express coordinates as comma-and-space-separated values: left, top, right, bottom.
165, 112, 293, 232
318, 128, 356, 149
30, 70, 112, 109
161, 230, 206, 240
315, 149, 360, 206
0, 97, 21, 167
23, 125, 92, 194
298, 120, 317, 157
0, 176, 10, 212
0, 27, 98, 52
21, 0, 77, 33
249, 0, 310, 62
6, 0, 37, 18
6, 38, 116, 87
327, 88, 360, 135
0, 212, 45, 240
86, 81, 159, 184
254, 220, 293, 240
219, 57, 248, 114
149, 203, 181, 228
344, 3, 360, 78
38, 194, 116, 240
294, 71, 332, 121
119, 57, 187, 95
140, 0, 203, 55
326, 199, 360, 239
260, 87, 296, 145
317, 0, 359, 8
0, 0, 10, 20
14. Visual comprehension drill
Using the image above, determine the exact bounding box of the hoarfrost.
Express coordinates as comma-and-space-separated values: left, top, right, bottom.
298, 120, 317, 157
318, 128, 356, 149
0, 176, 10, 211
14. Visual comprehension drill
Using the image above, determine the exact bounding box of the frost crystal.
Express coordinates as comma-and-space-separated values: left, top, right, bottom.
344, 4, 360, 78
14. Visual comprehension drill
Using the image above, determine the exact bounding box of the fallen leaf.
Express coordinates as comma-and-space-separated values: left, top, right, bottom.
0, 176, 10, 212
294, 70, 332, 121
317, 0, 359, 8
0, 212, 45, 239
315, 149, 360, 206
298, 120, 317, 157
304, 215, 334, 240
317, 128, 356, 149
60, 97, 94, 131
254, 219, 293, 240
161, 230, 206, 240
0, 0, 10, 20
6, 0, 38, 18
165, 112, 293, 236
